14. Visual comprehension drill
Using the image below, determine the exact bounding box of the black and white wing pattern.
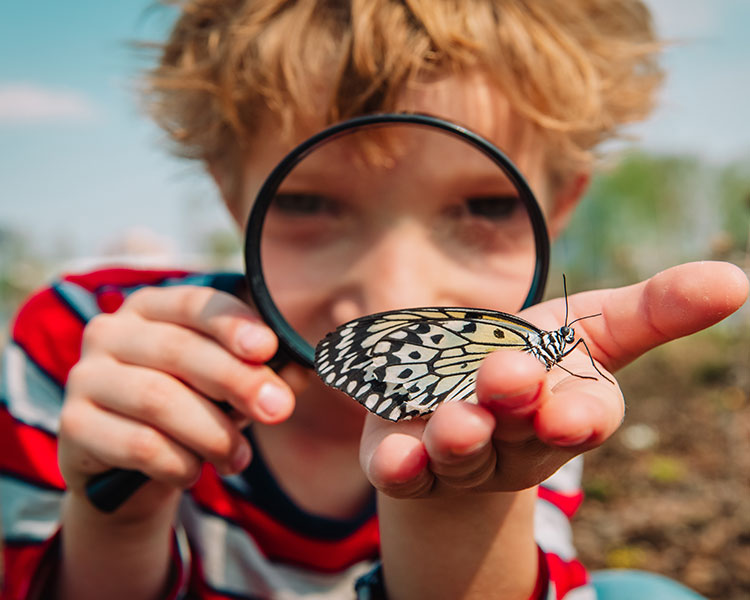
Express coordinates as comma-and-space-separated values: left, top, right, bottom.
315, 307, 547, 422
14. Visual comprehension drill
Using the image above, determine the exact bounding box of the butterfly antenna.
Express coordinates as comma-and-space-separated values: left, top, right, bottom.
568, 313, 603, 327
562, 274, 570, 327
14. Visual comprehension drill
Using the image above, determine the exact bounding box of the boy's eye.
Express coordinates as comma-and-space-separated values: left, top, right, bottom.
272, 193, 338, 216
465, 195, 519, 220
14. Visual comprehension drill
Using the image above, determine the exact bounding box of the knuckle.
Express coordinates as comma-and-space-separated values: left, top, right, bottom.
174, 286, 203, 321
134, 376, 173, 423
162, 455, 202, 488
216, 361, 255, 400
125, 427, 162, 466
82, 314, 115, 349
154, 335, 187, 372
202, 430, 236, 462
66, 360, 94, 392
59, 398, 88, 440
435, 455, 496, 489
122, 286, 154, 310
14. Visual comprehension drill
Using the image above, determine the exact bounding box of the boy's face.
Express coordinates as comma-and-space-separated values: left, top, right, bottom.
231, 71, 582, 360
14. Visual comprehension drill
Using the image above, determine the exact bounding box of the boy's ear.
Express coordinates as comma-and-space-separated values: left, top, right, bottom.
547, 172, 590, 239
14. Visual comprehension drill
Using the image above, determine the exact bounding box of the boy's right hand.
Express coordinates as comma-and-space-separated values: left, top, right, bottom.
58, 285, 295, 520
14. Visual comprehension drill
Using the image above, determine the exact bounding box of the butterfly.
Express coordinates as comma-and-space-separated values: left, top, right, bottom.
314, 282, 612, 422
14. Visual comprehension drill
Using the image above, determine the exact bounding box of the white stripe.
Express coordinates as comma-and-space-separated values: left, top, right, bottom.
541, 455, 583, 493
534, 497, 577, 560
0, 475, 62, 541
173, 523, 193, 599
2, 343, 62, 433
562, 583, 597, 600
178, 495, 372, 599
54, 280, 101, 322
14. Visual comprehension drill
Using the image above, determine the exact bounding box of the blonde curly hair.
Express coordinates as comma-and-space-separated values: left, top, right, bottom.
146, 0, 663, 194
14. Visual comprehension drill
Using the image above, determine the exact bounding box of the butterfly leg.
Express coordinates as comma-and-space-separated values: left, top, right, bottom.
561, 338, 615, 384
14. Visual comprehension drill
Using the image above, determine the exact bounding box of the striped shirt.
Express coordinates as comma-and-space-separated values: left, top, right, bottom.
0, 268, 594, 599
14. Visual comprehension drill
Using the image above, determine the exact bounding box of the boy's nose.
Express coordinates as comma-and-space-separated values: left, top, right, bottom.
342, 221, 451, 319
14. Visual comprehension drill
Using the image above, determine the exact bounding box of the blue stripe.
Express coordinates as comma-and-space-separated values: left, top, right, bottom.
1, 342, 64, 435
8, 338, 64, 393
0, 472, 63, 543
50, 281, 94, 325
116, 272, 244, 299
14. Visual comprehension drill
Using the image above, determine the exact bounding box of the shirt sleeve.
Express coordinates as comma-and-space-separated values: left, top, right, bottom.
0, 272, 193, 599
0, 282, 72, 599
536, 458, 594, 599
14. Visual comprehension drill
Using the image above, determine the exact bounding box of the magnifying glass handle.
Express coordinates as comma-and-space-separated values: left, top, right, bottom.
84, 345, 295, 513
86, 469, 150, 513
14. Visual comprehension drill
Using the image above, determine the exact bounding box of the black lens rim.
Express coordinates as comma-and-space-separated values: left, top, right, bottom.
244, 113, 550, 368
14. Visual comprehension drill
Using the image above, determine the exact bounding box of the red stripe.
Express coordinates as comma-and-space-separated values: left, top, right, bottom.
62, 268, 192, 313
544, 552, 589, 600
62, 268, 191, 293
537, 486, 584, 519
0, 408, 64, 489
528, 546, 550, 600
2, 533, 60, 600
11, 287, 84, 386
190, 464, 379, 572
11, 269, 194, 386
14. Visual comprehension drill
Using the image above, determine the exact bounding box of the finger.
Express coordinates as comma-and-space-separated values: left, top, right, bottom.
120, 286, 278, 363
535, 375, 624, 450
543, 261, 749, 372
360, 415, 434, 498
475, 351, 549, 444
68, 358, 253, 475
83, 314, 294, 423
421, 402, 496, 489
59, 397, 203, 490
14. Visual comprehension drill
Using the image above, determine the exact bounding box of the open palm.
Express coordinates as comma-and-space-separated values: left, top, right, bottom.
359, 261, 748, 498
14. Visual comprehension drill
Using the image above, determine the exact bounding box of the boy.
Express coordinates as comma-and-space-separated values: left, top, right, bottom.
1, 1, 747, 599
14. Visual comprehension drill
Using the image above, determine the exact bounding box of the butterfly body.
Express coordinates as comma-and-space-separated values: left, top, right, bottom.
315, 307, 591, 422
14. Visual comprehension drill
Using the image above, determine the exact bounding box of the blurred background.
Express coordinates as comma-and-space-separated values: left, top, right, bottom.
1, 1, 749, 597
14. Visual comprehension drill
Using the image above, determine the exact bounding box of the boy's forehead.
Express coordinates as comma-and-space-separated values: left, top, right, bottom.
394, 71, 530, 154
242, 71, 547, 195
255, 71, 534, 151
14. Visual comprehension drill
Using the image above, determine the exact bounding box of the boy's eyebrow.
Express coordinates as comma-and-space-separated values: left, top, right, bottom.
278, 140, 526, 187
279, 162, 522, 195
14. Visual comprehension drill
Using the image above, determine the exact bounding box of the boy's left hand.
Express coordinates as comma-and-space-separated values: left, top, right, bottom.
360, 261, 749, 498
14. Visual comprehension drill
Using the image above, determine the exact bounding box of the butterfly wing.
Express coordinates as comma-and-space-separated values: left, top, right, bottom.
315, 308, 542, 421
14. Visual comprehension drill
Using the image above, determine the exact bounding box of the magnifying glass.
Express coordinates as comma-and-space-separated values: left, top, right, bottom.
247, 113, 550, 369
85, 113, 549, 512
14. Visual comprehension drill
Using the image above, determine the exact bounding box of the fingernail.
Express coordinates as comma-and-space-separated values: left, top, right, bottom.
256, 382, 293, 420
231, 442, 252, 472
237, 324, 275, 356
450, 439, 487, 457
489, 382, 543, 410
550, 430, 593, 447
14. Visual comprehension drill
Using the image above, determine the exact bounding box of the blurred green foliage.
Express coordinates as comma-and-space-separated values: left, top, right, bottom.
552, 151, 750, 291
0, 227, 47, 334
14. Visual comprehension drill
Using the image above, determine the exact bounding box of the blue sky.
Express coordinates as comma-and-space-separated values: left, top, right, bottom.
1, 1, 749, 262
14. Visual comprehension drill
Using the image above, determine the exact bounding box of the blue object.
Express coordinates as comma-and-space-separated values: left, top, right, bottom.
592, 570, 706, 600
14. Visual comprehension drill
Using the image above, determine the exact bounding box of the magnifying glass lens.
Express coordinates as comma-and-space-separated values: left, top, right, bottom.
259, 122, 539, 349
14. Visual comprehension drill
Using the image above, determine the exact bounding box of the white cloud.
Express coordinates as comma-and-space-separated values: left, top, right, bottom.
0, 83, 98, 123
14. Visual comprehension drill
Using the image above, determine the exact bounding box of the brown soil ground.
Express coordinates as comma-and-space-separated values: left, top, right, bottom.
572, 323, 750, 600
